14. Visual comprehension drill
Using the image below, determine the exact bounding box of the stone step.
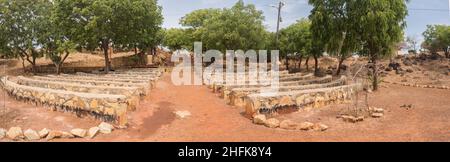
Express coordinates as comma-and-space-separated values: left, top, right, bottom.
213, 74, 330, 93
228, 76, 348, 107
31, 76, 152, 91
14, 76, 142, 111
43, 75, 155, 84
244, 83, 362, 116
1, 77, 129, 126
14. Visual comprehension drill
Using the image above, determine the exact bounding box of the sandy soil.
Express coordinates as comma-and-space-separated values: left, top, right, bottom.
2, 72, 448, 142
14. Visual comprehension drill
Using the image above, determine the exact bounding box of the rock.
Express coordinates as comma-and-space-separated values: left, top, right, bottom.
7, 127, 23, 140
279, 120, 298, 130
24, 129, 40, 141
70, 129, 87, 138
389, 62, 401, 70
98, 122, 114, 134
0, 128, 6, 139
174, 110, 191, 119
253, 114, 266, 125
297, 122, 315, 130
370, 107, 384, 113
406, 68, 413, 73
371, 113, 384, 118
264, 118, 280, 128
313, 123, 329, 131
61, 132, 74, 138
46, 131, 62, 141
38, 128, 50, 138
88, 127, 100, 139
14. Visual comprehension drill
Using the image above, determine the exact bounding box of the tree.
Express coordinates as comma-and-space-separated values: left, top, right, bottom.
406, 35, 419, 55
0, 0, 49, 73
352, 0, 408, 90
181, 0, 267, 52
35, 0, 78, 74
56, 0, 163, 73
279, 19, 312, 70
308, 0, 329, 76
423, 25, 450, 58
163, 28, 194, 51
308, 0, 362, 76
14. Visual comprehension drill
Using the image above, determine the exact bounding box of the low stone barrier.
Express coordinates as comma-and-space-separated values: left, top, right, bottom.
216, 75, 331, 96
244, 83, 362, 116
211, 73, 315, 93
1, 77, 129, 126
228, 76, 347, 107
15, 76, 142, 110
31, 76, 152, 92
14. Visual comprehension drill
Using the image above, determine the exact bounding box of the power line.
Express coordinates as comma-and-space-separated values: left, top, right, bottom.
409, 8, 450, 12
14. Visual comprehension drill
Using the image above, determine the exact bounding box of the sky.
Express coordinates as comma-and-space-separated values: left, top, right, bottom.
159, 0, 450, 43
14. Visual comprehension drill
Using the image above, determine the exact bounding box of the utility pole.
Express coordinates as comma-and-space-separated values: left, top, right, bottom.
273, 1, 285, 47
271, 1, 286, 70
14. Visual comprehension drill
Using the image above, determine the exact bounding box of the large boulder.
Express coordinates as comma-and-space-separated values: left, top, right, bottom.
70, 129, 87, 138
46, 131, 63, 141
24, 129, 40, 141
38, 128, 50, 138
88, 127, 100, 139
264, 118, 280, 128
297, 122, 314, 131
253, 114, 266, 125
279, 120, 298, 130
99, 122, 114, 134
0, 128, 6, 139
7, 127, 23, 140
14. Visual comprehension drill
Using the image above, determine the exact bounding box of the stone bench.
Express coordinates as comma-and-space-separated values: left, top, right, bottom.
213, 74, 326, 94
43, 75, 156, 84
244, 83, 362, 116
211, 73, 315, 93
31, 76, 153, 91
1, 77, 130, 126
14, 76, 142, 111
228, 76, 347, 107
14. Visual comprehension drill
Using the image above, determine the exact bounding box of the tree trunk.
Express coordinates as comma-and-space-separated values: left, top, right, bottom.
55, 63, 61, 75
102, 40, 111, 73
313, 55, 319, 76
336, 54, 346, 75
134, 46, 138, 55
371, 57, 379, 91
298, 56, 303, 70
285, 55, 289, 71
305, 57, 310, 71
20, 56, 26, 73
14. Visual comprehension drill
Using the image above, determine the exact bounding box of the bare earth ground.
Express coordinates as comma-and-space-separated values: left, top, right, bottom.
1, 72, 449, 142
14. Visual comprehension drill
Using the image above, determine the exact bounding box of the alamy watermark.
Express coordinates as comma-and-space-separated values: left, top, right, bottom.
171, 42, 281, 94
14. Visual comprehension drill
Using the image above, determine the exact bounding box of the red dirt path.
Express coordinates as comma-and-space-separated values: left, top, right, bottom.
1, 73, 449, 142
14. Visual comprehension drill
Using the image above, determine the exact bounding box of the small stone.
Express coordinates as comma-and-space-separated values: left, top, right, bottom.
70, 129, 87, 138
7, 127, 23, 140
98, 122, 114, 134
313, 123, 329, 131
24, 129, 40, 141
174, 110, 191, 119
88, 127, 100, 138
38, 128, 50, 138
297, 122, 314, 130
253, 114, 266, 125
62, 132, 74, 138
371, 113, 384, 118
279, 120, 298, 130
46, 131, 62, 141
0, 128, 6, 139
264, 118, 280, 128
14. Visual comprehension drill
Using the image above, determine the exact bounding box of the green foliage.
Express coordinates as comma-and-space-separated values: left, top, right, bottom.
422, 25, 450, 56
163, 28, 194, 51
0, 0, 48, 67
179, 0, 268, 52
279, 19, 312, 58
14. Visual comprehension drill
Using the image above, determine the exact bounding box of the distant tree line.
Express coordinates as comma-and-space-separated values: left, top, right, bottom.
0, 0, 163, 74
